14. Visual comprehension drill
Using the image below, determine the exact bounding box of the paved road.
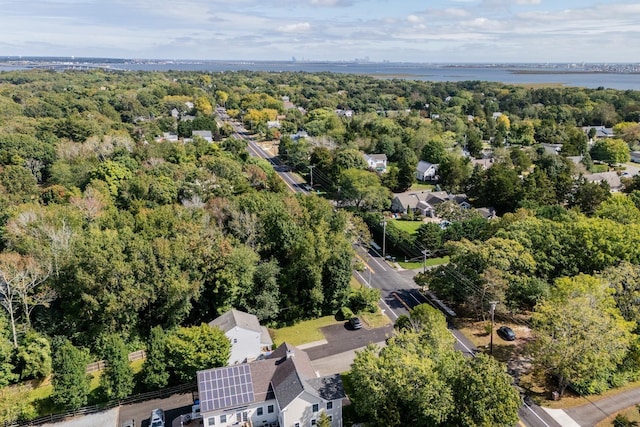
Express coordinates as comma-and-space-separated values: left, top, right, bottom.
354, 246, 562, 427
223, 106, 562, 427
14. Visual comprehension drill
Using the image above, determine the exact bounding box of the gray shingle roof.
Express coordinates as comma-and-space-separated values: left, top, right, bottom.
197, 343, 345, 413
307, 374, 346, 401
208, 309, 262, 333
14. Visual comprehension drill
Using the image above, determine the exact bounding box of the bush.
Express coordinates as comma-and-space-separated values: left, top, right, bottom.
336, 307, 354, 321
395, 315, 411, 331
349, 287, 381, 313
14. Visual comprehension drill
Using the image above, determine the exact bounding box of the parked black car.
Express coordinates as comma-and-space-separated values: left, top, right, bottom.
497, 326, 516, 341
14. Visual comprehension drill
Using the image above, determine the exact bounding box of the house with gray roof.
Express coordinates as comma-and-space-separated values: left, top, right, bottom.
416, 160, 438, 182
391, 190, 465, 217
583, 171, 622, 192
192, 130, 213, 142
209, 309, 273, 365
197, 343, 345, 427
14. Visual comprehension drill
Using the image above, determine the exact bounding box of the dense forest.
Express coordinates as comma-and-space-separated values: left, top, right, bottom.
1, 68, 640, 421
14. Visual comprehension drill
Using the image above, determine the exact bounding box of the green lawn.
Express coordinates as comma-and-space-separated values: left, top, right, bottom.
398, 256, 449, 270
410, 182, 435, 191
269, 315, 340, 346
389, 219, 423, 235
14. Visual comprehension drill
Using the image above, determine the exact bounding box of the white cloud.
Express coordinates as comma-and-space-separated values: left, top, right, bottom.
277, 22, 312, 33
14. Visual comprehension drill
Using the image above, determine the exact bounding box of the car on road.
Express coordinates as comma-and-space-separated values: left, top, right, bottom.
349, 317, 363, 330
497, 326, 516, 341
121, 420, 135, 427
150, 408, 165, 427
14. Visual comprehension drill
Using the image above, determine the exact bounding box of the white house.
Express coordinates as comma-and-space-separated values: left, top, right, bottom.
209, 309, 273, 365
192, 130, 213, 142
363, 153, 388, 173
197, 343, 345, 427
416, 161, 438, 182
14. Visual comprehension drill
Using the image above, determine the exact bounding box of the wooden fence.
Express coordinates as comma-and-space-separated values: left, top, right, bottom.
85, 349, 146, 374
4, 381, 197, 427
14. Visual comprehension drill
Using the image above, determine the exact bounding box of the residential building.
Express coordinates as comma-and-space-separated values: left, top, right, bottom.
582, 125, 615, 140
583, 171, 622, 192
209, 309, 273, 365
416, 161, 438, 182
391, 190, 465, 217
363, 154, 388, 173
192, 130, 213, 142
197, 343, 345, 427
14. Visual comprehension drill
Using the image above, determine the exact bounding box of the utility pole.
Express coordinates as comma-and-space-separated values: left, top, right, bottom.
422, 249, 430, 273
380, 218, 387, 258
307, 165, 315, 188
489, 301, 499, 355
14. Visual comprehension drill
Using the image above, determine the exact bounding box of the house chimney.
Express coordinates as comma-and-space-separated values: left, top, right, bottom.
286, 349, 294, 359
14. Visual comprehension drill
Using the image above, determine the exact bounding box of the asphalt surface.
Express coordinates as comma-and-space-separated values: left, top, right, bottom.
353, 247, 563, 427
305, 323, 394, 360
118, 393, 196, 427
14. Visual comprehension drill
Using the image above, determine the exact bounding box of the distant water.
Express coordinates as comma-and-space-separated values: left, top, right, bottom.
2, 61, 640, 91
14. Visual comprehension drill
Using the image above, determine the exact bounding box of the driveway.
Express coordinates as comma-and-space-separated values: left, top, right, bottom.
304, 323, 394, 360
118, 392, 196, 427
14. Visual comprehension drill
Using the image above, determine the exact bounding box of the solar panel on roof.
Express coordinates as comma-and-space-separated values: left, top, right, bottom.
197, 364, 255, 412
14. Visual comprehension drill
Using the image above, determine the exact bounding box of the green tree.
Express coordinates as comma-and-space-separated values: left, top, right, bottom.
590, 138, 630, 164
51, 338, 90, 410
600, 262, 640, 328
338, 169, 391, 211
529, 274, 634, 395
317, 411, 332, 427
569, 177, 611, 215
165, 324, 231, 383
0, 314, 17, 387
142, 326, 170, 390
451, 353, 521, 427
99, 334, 134, 400
16, 331, 51, 380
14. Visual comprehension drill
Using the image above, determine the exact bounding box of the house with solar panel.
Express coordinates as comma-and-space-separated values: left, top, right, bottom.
209, 309, 274, 365
196, 343, 345, 427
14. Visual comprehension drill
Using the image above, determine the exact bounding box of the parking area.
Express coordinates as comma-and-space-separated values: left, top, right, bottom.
118, 392, 196, 427
304, 322, 394, 360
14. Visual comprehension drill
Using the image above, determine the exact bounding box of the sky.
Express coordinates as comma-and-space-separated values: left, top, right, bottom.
1, 0, 639, 63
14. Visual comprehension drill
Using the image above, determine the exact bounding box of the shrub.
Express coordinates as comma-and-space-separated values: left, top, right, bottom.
336, 307, 354, 321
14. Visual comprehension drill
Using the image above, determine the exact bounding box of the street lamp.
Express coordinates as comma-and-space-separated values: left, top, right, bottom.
489, 301, 499, 355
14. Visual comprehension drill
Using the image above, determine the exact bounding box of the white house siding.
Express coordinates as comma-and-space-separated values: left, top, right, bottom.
226, 326, 262, 365
203, 400, 279, 427
282, 392, 342, 427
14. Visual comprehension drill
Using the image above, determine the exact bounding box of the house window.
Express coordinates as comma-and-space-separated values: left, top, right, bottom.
326, 402, 333, 410
220, 414, 227, 423
267, 405, 274, 414
208, 417, 215, 426
328, 416, 332, 422
312, 404, 319, 412
233, 338, 238, 343
311, 420, 316, 425
257, 407, 263, 416
294, 424, 300, 427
